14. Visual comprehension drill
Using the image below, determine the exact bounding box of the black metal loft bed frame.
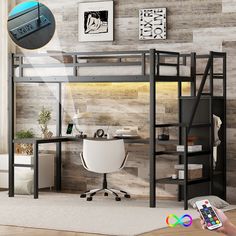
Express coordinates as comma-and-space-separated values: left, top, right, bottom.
8, 49, 227, 209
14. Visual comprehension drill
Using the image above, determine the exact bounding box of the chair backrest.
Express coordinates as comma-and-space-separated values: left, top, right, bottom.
82, 139, 126, 173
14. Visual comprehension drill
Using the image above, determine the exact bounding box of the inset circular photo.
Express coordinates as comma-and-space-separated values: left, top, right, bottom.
8, 1, 56, 50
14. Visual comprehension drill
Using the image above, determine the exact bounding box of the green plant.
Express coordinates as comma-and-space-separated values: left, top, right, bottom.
15, 129, 35, 139
38, 106, 51, 125
38, 107, 52, 138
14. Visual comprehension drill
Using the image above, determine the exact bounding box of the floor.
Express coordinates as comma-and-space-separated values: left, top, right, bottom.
1, 209, 235, 236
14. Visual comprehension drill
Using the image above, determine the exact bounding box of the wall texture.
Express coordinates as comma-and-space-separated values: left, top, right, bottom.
14, 0, 236, 202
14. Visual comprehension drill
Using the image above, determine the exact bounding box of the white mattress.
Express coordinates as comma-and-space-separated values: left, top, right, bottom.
15, 57, 190, 77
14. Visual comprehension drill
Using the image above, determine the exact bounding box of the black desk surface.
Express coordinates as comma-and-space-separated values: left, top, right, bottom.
13, 136, 149, 144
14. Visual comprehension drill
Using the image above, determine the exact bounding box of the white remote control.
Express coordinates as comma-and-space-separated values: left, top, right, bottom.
195, 199, 222, 230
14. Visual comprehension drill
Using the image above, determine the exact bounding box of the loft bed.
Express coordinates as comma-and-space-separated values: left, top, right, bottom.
12, 50, 194, 83
8, 49, 227, 210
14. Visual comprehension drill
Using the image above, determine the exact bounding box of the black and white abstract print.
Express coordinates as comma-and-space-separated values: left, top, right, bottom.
78, 1, 113, 42
84, 11, 108, 34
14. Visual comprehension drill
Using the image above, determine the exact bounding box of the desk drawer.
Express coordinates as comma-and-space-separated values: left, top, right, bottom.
0, 154, 8, 171
0, 172, 8, 188
0, 154, 55, 189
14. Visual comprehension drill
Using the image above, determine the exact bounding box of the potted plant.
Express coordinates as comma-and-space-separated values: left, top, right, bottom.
15, 129, 35, 155
38, 106, 52, 138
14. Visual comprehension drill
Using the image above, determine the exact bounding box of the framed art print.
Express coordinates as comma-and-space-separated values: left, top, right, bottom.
78, 1, 114, 42
139, 8, 166, 40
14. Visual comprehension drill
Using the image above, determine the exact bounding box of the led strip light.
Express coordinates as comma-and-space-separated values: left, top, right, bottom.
10, 15, 51, 40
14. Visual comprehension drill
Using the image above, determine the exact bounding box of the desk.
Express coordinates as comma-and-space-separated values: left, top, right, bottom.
12, 136, 148, 198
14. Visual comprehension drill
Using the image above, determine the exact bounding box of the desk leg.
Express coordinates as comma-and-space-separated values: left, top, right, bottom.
9, 143, 14, 197
56, 142, 62, 191
34, 142, 39, 199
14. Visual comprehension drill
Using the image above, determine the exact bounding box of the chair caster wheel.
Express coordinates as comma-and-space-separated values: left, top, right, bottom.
87, 197, 92, 201
80, 194, 86, 198
124, 194, 130, 198
104, 192, 108, 196
115, 197, 121, 201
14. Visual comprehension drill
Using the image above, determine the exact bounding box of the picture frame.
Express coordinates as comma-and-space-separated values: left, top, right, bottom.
139, 8, 167, 40
78, 1, 114, 42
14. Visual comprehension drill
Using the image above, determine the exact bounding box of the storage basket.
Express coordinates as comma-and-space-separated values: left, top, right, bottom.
15, 143, 33, 155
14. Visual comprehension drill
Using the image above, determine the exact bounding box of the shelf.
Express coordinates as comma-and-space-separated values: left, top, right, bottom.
13, 164, 34, 168
213, 171, 224, 176
157, 140, 178, 145
155, 76, 193, 82
156, 177, 210, 185
180, 96, 225, 100
155, 123, 211, 128
156, 150, 211, 157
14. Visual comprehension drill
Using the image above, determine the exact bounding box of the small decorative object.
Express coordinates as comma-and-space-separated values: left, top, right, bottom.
46, 131, 53, 139
78, 1, 114, 42
171, 174, 177, 180
187, 136, 198, 145
38, 106, 52, 139
139, 8, 166, 40
15, 129, 34, 155
175, 164, 203, 180
157, 127, 169, 140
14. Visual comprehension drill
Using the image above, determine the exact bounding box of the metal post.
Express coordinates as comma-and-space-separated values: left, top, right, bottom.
184, 127, 188, 210
149, 49, 156, 208
73, 55, 77, 76
209, 53, 214, 195
56, 83, 62, 191
34, 141, 39, 199
177, 53, 180, 77
178, 79, 182, 202
223, 53, 227, 200
8, 53, 15, 197
190, 52, 196, 96
141, 52, 146, 76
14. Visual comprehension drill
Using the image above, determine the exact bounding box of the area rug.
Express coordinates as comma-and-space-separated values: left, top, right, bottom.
0, 192, 235, 236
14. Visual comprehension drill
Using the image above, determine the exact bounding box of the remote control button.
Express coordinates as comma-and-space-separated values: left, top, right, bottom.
214, 217, 218, 220
216, 220, 220, 224
208, 214, 212, 218
207, 223, 211, 226
212, 221, 215, 225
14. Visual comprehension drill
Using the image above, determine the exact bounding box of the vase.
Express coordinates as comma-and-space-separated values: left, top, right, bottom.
40, 124, 48, 139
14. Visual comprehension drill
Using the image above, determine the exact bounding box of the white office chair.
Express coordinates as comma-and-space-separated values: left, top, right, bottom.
80, 139, 130, 201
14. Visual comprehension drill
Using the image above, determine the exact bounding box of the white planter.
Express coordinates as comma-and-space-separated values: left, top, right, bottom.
0, 154, 54, 189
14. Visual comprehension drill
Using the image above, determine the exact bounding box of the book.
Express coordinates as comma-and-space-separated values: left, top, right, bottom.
176, 145, 202, 152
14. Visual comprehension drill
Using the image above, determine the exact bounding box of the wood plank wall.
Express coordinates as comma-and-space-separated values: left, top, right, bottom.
14, 0, 236, 202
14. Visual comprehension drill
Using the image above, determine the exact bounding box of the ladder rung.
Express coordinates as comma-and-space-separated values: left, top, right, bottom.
213, 76, 224, 79
13, 164, 34, 168
201, 93, 211, 96
196, 73, 224, 77
156, 123, 179, 128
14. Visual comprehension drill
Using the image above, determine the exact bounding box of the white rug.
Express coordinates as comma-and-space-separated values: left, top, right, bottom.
0, 192, 235, 236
